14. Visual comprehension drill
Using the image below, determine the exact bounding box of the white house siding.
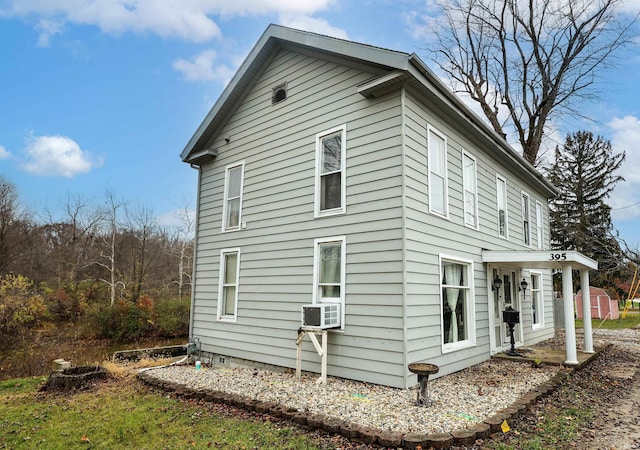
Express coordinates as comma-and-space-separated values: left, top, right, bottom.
401, 89, 554, 381
191, 48, 410, 387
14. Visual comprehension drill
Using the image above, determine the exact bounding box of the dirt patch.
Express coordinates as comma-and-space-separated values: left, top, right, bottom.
485, 329, 640, 450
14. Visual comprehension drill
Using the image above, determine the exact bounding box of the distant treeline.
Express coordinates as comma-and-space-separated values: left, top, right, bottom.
0, 177, 193, 341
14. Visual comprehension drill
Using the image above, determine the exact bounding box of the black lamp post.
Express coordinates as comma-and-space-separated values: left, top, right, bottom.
502, 306, 520, 357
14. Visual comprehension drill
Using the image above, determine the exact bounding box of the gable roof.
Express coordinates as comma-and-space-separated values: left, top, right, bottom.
181, 24, 557, 197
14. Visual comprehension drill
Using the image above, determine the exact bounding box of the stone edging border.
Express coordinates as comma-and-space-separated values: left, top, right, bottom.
136, 358, 592, 449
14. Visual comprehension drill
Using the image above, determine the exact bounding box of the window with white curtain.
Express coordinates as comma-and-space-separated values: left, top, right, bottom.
496, 175, 508, 238
531, 272, 543, 328
315, 126, 346, 217
218, 248, 240, 321
222, 162, 244, 232
428, 127, 448, 217
440, 256, 474, 351
462, 152, 478, 228
313, 236, 345, 305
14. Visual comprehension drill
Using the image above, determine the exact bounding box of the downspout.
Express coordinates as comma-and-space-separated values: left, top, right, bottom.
188, 162, 203, 353
400, 87, 409, 389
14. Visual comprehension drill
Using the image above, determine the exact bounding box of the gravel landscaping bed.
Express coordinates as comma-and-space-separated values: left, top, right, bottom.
139, 354, 557, 441
138, 327, 640, 448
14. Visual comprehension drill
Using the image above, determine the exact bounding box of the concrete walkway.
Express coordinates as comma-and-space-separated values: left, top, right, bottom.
492, 346, 598, 368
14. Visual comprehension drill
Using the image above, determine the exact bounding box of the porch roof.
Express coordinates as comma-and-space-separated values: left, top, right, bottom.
482, 250, 598, 271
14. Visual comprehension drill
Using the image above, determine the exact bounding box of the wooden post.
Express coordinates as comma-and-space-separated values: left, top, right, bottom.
295, 328, 328, 384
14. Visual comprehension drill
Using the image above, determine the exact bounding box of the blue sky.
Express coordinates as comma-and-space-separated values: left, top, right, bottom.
1, 0, 640, 246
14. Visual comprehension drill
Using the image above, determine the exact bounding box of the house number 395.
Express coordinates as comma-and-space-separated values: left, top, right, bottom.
549, 253, 567, 261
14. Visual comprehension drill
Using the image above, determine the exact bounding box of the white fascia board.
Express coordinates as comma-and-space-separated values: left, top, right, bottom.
482, 250, 598, 271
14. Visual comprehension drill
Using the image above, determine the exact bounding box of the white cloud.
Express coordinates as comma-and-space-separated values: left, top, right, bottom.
278, 14, 348, 39
35, 18, 63, 47
608, 115, 640, 220
2, 0, 337, 44
22, 135, 103, 177
173, 50, 233, 82
156, 207, 196, 232
0, 145, 11, 160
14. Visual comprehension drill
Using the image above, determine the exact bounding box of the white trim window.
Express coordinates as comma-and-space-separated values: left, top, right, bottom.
222, 162, 244, 232
496, 175, 508, 238
440, 255, 475, 352
428, 126, 448, 217
462, 152, 478, 229
536, 201, 544, 249
218, 248, 240, 321
315, 126, 346, 217
530, 272, 544, 329
313, 236, 345, 307
522, 192, 531, 246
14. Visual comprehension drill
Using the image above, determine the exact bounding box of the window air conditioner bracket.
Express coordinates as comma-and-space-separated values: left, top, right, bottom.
295, 327, 328, 384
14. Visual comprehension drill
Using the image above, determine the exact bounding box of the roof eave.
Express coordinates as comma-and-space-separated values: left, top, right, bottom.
406, 55, 558, 198
181, 24, 412, 163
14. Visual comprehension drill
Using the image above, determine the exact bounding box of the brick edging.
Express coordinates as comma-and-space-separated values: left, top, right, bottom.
136, 363, 581, 449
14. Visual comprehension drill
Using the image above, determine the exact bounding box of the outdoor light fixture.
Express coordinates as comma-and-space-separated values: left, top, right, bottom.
519, 278, 528, 296
492, 275, 502, 291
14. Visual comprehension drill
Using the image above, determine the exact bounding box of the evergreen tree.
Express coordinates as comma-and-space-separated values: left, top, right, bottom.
547, 131, 625, 288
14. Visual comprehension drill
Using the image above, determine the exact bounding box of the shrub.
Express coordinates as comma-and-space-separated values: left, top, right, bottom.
86, 295, 189, 342
155, 297, 190, 337
0, 274, 48, 340
92, 299, 153, 342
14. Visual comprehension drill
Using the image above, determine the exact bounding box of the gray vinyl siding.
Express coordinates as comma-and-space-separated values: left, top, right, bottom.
191, 48, 408, 387
401, 89, 554, 379
191, 44, 557, 389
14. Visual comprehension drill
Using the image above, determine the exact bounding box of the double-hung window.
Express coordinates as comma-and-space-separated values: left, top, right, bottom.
462, 152, 478, 228
218, 248, 240, 321
496, 175, 508, 238
315, 126, 346, 217
522, 192, 531, 246
440, 255, 475, 351
536, 201, 544, 249
530, 272, 543, 328
313, 237, 345, 306
428, 127, 448, 217
222, 162, 244, 232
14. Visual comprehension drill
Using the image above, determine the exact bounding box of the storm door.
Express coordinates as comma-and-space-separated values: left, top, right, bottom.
492, 268, 522, 351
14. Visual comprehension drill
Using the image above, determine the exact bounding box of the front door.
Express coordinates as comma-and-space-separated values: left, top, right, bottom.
492, 268, 522, 351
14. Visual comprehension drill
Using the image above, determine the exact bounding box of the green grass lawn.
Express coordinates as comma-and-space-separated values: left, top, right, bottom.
0, 375, 329, 449
576, 308, 640, 330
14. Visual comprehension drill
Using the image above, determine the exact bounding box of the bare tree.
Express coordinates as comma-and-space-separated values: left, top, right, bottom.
164, 200, 195, 299
124, 203, 158, 303
45, 195, 103, 291
429, 0, 637, 164
0, 177, 27, 274
95, 190, 125, 306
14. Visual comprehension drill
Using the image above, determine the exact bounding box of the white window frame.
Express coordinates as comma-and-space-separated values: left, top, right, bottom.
221, 161, 245, 232
521, 191, 531, 246
536, 201, 544, 250
314, 125, 346, 217
427, 126, 449, 218
462, 151, 479, 229
496, 175, 508, 239
530, 271, 544, 329
312, 236, 346, 329
439, 254, 476, 353
217, 248, 240, 322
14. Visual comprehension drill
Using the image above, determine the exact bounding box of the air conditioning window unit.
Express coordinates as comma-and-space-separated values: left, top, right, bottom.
301, 303, 341, 329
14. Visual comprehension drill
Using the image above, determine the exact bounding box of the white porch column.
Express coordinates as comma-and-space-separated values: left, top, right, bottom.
562, 264, 579, 365
581, 270, 594, 353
